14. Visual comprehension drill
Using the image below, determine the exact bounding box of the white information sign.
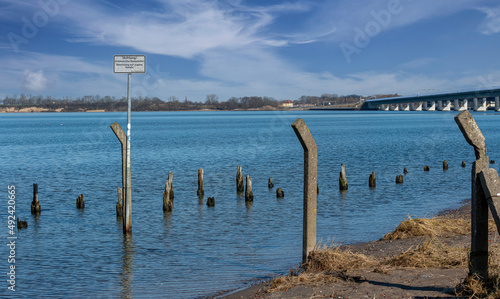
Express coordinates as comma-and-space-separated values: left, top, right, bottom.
113, 55, 146, 73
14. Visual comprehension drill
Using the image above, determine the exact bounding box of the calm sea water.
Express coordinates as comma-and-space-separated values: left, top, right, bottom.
1, 110, 499, 298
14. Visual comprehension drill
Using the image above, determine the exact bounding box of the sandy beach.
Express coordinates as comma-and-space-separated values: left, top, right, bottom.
215, 200, 500, 298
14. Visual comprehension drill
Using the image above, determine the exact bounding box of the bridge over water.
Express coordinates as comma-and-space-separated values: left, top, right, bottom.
363, 87, 500, 111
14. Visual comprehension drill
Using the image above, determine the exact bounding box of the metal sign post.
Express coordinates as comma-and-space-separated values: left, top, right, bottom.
113, 55, 146, 233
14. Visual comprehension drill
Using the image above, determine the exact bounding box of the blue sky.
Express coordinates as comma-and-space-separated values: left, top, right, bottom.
1, 0, 500, 101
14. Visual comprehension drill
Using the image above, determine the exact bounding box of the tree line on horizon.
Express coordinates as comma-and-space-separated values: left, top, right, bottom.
1, 93, 398, 111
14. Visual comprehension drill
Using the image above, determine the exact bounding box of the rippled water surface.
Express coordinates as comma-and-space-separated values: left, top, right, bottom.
1, 110, 499, 298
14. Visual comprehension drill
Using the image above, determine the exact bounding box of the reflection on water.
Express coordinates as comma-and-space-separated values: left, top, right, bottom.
120, 233, 135, 299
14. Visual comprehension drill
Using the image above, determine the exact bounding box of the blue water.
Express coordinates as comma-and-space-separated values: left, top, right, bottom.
0, 110, 499, 298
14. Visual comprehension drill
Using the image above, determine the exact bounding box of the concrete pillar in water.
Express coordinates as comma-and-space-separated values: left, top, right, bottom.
495, 96, 500, 112
369, 171, 376, 188
110, 122, 127, 216
291, 118, 318, 264
117, 187, 123, 217
31, 183, 41, 215
245, 175, 253, 202
454, 99, 460, 111
437, 100, 443, 111
339, 164, 348, 191
76, 194, 85, 209
473, 97, 478, 111
236, 166, 244, 193
197, 168, 204, 197
455, 110, 489, 279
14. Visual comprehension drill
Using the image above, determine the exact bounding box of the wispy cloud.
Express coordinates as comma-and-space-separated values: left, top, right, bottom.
476, 6, 500, 34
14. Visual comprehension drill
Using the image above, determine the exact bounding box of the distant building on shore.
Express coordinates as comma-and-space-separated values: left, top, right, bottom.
280, 100, 293, 108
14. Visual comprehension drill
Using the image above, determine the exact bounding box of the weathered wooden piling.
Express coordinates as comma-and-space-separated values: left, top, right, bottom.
276, 188, 284, 198
206, 197, 215, 207
236, 166, 244, 193
76, 194, 85, 209
168, 171, 174, 200
31, 183, 41, 215
163, 179, 173, 212
443, 160, 449, 170
455, 110, 489, 279
268, 178, 274, 188
291, 118, 318, 264
245, 175, 253, 202
339, 164, 348, 191
17, 218, 28, 229
117, 187, 123, 217
424, 165, 430, 171
403, 167, 408, 174
197, 168, 204, 197
369, 171, 376, 188
491, 160, 496, 164
462, 161, 466, 167
396, 174, 403, 184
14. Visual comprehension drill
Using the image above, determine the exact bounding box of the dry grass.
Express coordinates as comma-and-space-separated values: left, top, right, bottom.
386, 238, 468, 268
383, 215, 471, 240
455, 274, 500, 298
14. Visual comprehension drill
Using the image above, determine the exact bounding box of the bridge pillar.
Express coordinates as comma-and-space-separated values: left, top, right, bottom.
381, 104, 389, 111
437, 100, 443, 111
477, 97, 487, 112
473, 97, 478, 111
424, 101, 436, 111
460, 99, 468, 111
410, 102, 422, 111
496, 96, 499, 112
401, 103, 410, 111
442, 100, 452, 111
454, 99, 460, 111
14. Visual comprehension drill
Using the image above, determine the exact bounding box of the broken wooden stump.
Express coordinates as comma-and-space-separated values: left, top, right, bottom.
31, 183, 41, 215
491, 160, 496, 164
403, 167, 408, 174
443, 160, 449, 171
236, 166, 244, 193
168, 171, 174, 200
197, 168, 204, 197
163, 178, 173, 212
76, 194, 85, 209
245, 175, 253, 202
455, 110, 489, 279
339, 164, 348, 191
17, 218, 28, 229
424, 165, 430, 171
462, 161, 466, 168
117, 187, 123, 217
206, 197, 215, 207
369, 171, 376, 188
268, 178, 274, 188
276, 188, 284, 198
395, 174, 403, 184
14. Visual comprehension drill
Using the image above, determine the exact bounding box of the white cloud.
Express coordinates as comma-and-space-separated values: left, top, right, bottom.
23, 70, 49, 92
477, 6, 500, 34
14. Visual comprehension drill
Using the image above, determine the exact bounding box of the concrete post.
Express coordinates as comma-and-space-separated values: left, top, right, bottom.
454, 110, 489, 279
473, 97, 478, 111
495, 96, 499, 112
454, 99, 460, 111
110, 122, 126, 215
291, 118, 318, 264
437, 100, 443, 111
479, 168, 500, 234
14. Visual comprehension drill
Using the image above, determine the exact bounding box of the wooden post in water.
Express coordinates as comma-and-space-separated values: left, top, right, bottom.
276, 188, 284, 198
31, 183, 41, 215
168, 171, 174, 201
291, 118, 318, 264
443, 160, 449, 170
76, 194, 85, 209
197, 169, 204, 197
110, 122, 127, 217
369, 171, 376, 188
236, 166, 244, 193
163, 173, 174, 212
339, 164, 348, 191
455, 110, 489, 279
245, 175, 253, 202
395, 174, 403, 184
268, 178, 274, 189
